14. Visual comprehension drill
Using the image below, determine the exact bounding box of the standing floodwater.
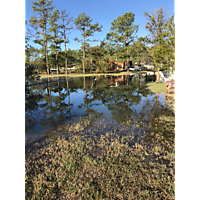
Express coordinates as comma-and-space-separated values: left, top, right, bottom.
25, 75, 175, 199
25, 75, 174, 149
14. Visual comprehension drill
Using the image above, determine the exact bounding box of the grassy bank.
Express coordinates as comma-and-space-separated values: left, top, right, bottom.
26, 131, 174, 199
146, 82, 175, 111
39, 71, 134, 79
146, 82, 167, 94
38, 70, 155, 79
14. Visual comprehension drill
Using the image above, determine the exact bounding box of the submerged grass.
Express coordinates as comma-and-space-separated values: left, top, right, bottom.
26, 130, 175, 199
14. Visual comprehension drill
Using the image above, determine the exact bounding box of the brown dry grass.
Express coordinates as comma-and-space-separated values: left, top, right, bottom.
26, 131, 175, 199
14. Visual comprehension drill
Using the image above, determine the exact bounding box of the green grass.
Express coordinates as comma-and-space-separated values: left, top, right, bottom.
38, 70, 157, 79
146, 82, 167, 94
39, 71, 135, 79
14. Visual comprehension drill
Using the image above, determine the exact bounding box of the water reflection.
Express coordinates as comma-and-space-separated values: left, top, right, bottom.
25, 75, 174, 149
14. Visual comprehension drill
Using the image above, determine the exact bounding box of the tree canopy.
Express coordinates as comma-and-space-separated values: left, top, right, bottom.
106, 12, 139, 72
74, 12, 103, 74
144, 7, 175, 82
26, 2, 175, 76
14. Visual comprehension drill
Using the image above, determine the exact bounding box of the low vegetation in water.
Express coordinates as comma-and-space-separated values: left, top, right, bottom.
26, 130, 175, 199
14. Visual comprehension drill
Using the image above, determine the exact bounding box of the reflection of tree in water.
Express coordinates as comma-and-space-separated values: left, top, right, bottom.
136, 93, 175, 148
90, 77, 152, 126
41, 77, 103, 140
102, 87, 138, 126
26, 76, 85, 135
77, 77, 104, 128
25, 85, 44, 133
40, 78, 76, 130
25, 115, 37, 133
26, 75, 174, 147
91, 76, 110, 88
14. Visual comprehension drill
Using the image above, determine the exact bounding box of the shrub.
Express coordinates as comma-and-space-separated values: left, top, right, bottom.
96, 61, 110, 73
25, 63, 40, 84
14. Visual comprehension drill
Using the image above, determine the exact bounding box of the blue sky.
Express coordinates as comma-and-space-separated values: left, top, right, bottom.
25, 0, 175, 51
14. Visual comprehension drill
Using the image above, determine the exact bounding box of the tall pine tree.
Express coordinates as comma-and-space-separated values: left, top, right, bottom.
29, 0, 54, 75
165, 15, 175, 72
106, 12, 139, 72
74, 13, 102, 74
60, 10, 74, 74
49, 9, 63, 74
144, 7, 171, 82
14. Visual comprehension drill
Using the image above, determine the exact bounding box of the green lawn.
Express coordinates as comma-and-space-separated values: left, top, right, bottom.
146, 82, 167, 94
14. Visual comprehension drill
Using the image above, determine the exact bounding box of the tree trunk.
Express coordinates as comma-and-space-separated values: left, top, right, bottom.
126, 38, 130, 73
126, 75, 130, 86
46, 49, 50, 75
83, 76, 86, 89
156, 93, 159, 108
139, 73, 142, 87
64, 30, 68, 74
85, 90, 88, 111
66, 57, 68, 74
56, 52, 59, 74
44, 26, 50, 75
83, 36, 85, 74
156, 66, 160, 83
127, 47, 130, 73
66, 76, 70, 109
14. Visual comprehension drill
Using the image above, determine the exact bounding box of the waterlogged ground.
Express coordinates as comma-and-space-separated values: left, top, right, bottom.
25, 75, 175, 199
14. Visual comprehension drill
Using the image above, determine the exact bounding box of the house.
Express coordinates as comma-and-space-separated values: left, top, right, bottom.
108, 60, 132, 71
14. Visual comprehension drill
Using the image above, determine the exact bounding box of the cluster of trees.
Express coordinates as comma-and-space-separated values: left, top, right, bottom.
26, 0, 175, 82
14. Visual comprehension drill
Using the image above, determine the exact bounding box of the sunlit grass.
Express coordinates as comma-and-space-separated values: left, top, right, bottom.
39, 71, 134, 78
26, 130, 175, 199
146, 82, 167, 94
26, 72, 175, 199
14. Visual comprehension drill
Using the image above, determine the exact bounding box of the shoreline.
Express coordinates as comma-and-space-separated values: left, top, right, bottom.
38, 70, 155, 79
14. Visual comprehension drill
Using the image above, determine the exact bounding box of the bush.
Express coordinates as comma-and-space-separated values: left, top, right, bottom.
25, 63, 40, 83
96, 61, 110, 73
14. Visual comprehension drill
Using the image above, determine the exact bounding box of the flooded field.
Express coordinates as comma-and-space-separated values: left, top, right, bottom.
26, 75, 173, 147
25, 75, 175, 199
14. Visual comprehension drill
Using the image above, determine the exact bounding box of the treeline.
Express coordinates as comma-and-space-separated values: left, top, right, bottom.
25, 0, 175, 82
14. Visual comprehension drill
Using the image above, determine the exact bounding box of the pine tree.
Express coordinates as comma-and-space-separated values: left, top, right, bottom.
60, 10, 73, 74
25, 20, 32, 64
25, 37, 32, 64
49, 9, 63, 74
74, 13, 102, 74
29, 0, 54, 75
165, 15, 175, 72
144, 7, 172, 82
106, 12, 139, 72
